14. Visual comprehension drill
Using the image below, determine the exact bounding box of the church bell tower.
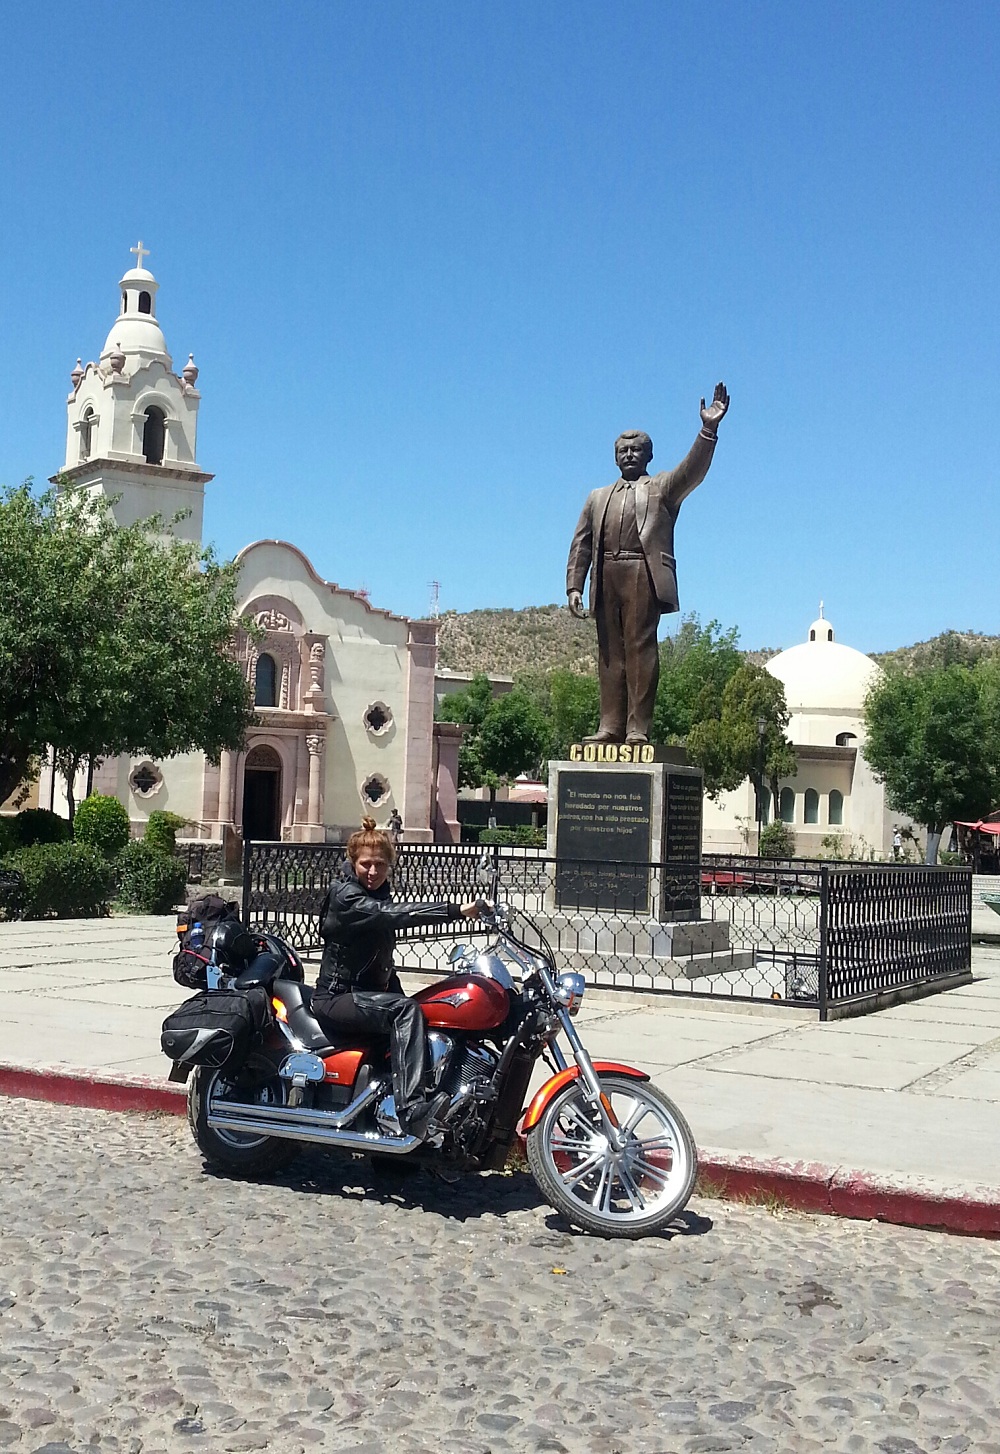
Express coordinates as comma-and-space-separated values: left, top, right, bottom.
54, 242, 213, 544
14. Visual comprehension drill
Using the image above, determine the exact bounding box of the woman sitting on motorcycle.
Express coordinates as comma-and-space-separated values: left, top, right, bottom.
312, 817, 482, 1139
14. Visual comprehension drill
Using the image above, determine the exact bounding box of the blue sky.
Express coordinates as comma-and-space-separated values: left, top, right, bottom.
2, 2, 997, 654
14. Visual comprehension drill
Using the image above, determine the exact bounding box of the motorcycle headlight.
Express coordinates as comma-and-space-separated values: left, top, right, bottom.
553, 971, 586, 1015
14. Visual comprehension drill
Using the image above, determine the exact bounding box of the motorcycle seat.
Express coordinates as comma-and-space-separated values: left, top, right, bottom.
273, 978, 387, 1055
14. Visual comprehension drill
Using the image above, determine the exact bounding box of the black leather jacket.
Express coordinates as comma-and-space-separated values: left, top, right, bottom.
317, 872, 461, 994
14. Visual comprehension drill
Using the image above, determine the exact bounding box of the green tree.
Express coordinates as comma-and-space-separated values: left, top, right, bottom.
0, 483, 254, 816
653, 615, 744, 742
438, 675, 548, 808
687, 663, 797, 819
546, 669, 600, 758
863, 663, 998, 863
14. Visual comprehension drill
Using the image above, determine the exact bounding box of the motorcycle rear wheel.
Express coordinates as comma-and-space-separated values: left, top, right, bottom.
188, 1054, 299, 1176
526, 1072, 697, 1239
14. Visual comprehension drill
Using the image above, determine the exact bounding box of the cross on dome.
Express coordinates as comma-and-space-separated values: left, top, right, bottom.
130, 240, 150, 269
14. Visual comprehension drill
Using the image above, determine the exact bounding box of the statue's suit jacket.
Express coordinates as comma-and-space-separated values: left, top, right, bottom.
566, 430, 718, 615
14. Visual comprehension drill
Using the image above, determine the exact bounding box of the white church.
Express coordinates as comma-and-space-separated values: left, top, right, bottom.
702, 609, 922, 859
35, 246, 462, 848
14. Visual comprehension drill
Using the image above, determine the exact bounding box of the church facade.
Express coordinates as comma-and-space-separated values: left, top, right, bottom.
39, 248, 455, 847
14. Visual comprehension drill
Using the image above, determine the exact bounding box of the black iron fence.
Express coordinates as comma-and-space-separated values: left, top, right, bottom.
241, 841, 971, 1016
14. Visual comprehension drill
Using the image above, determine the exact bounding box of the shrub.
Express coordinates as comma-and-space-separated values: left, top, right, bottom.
116, 841, 188, 914
758, 821, 795, 860
74, 794, 131, 859
0, 817, 16, 858
514, 824, 546, 847
479, 827, 515, 846
12, 808, 71, 847
144, 810, 189, 856
2, 842, 114, 918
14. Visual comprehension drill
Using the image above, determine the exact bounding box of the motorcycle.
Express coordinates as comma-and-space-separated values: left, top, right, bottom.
166, 902, 698, 1239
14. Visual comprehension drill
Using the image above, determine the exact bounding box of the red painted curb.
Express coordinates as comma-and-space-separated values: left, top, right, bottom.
698, 1150, 1000, 1237
3, 1067, 999, 1236
0, 1063, 185, 1116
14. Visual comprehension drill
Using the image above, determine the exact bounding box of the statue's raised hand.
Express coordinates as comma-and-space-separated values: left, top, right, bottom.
700, 381, 730, 433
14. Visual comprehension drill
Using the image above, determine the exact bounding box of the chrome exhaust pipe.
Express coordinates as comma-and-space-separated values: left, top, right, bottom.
210, 1080, 383, 1132
206, 1110, 419, 1155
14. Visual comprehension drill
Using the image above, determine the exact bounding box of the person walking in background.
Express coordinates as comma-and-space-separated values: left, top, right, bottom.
388, 808, 403, 846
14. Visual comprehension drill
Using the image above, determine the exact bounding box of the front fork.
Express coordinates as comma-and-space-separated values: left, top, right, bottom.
545, 1006, 627, 1153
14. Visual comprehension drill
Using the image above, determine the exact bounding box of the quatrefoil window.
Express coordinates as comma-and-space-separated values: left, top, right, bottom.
361, 773, 390, 807
363, 701, 393, 736
129, 761, 163, 798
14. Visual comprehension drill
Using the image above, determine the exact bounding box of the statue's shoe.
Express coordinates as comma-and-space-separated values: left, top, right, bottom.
625, 735, 648, 746
582, 731, 622, 744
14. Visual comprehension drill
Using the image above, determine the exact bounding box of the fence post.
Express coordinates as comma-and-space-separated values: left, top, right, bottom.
819, 864, 830, 1021
241, 837, 252, 923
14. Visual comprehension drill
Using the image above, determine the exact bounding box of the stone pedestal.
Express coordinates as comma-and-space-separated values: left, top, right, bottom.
547, 751, 704, 921
541, 750, 748, 982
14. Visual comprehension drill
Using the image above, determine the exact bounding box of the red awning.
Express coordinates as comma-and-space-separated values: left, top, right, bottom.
508, 785, 548, 804
955, 820, 1000, 836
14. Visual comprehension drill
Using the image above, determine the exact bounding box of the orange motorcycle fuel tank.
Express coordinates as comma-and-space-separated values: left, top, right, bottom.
414, 974, 509, 1032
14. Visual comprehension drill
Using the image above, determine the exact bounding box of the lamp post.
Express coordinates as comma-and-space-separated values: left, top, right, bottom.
756, 715, 767, 857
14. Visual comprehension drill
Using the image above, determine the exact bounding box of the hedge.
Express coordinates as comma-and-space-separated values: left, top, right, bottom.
2, 842, 115, 918
143, 810, 189, 857
116, 841, 188, 914
9, 808, 72, 848
74, 794, 131, 860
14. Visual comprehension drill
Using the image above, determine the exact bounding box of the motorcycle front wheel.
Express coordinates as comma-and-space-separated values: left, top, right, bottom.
526, 1072, 697, 1239
188, 1054, 299, 1177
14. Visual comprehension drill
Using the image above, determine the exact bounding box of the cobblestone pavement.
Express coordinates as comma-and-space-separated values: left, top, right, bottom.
1, 1100, 999, 1454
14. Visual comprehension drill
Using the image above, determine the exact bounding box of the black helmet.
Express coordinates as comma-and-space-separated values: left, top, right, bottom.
209, 918, 258, 967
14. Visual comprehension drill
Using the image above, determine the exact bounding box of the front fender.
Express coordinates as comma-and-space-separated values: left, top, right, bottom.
520, 1061, 650, 1132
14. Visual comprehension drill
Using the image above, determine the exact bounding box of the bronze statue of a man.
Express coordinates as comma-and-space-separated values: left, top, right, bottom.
566, 383, 730, 745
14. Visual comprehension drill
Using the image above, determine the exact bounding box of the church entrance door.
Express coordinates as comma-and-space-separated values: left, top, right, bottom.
242, 745, 282, 841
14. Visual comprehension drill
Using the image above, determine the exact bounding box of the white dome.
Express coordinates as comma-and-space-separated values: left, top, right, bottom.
766, 614, 881, 713
101, 313, 169, 361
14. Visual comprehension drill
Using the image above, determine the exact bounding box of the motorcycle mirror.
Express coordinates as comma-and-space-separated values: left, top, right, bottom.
449, 943, 471, 964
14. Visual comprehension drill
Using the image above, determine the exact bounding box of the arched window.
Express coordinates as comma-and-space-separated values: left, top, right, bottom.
829, 789, 844, 826
835, 731, 857, 748
121, 291, 128, 312
79, 407, 95, 462
138, 290, 152, 314
804, 788, 820, 825
142, 406, 165, 464
759, 786, 771, 825
254, 653, 277, 708
779, 787, 795, 823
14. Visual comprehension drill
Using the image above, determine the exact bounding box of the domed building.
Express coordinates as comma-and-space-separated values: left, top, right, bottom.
703, 609, 921, 858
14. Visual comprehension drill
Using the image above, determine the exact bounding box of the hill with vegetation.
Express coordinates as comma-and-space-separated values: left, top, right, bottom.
433, 605, 599, 675
872, 630, 1000, 672
431, 607, 1000, 680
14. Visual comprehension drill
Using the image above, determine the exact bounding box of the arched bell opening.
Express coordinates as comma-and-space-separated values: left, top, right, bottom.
142, 405, 166, 465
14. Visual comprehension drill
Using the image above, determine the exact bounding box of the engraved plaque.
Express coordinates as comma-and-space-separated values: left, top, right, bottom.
555, 771, 652, 912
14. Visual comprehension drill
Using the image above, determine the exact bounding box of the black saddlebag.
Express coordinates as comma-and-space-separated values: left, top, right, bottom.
160, 986, 272, 1075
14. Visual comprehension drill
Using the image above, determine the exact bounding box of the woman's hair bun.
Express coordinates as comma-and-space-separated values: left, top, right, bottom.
361, 816, 377, 832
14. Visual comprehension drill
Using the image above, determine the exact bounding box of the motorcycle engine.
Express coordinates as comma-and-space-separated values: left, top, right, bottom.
440, 1043, 499, 1150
